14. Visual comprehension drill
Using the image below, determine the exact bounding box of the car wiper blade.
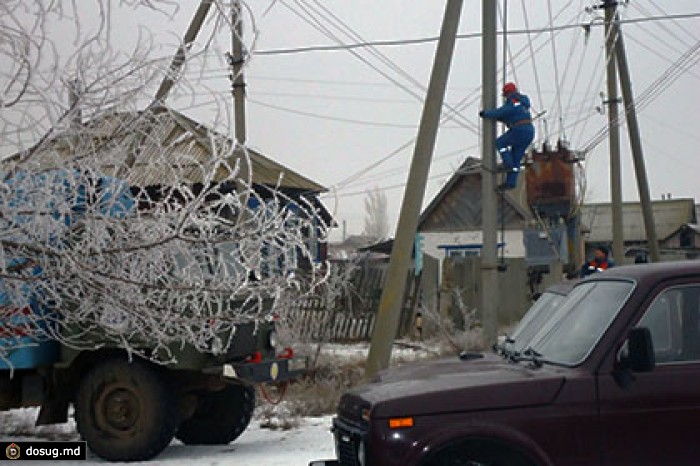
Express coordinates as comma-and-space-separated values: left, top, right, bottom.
516, 346, 545, 367
522, 346, 542, 358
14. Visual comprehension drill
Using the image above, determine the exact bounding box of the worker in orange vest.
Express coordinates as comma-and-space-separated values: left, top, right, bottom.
580, 246, 615, 278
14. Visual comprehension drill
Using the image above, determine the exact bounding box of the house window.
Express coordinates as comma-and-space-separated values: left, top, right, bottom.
448, 249, 479, 258
439, 243, 505, 259
680, 227, 693, 248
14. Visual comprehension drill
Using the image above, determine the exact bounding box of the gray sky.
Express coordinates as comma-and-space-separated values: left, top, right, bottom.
18, 1, 700, 241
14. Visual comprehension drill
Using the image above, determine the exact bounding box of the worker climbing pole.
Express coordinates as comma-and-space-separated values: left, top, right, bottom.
478, 82, 535, 191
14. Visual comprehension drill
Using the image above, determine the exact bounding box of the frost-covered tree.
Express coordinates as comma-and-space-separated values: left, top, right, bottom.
362, 187, 389, 241
0, 1, 329, 366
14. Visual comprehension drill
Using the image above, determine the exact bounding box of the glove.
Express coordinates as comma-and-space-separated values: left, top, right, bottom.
478, 110, 484, 118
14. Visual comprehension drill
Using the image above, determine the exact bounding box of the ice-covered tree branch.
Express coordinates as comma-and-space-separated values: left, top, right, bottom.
0, 1, 330, 367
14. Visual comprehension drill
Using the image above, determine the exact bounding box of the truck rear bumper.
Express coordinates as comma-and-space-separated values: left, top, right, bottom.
207, 357, 305, 384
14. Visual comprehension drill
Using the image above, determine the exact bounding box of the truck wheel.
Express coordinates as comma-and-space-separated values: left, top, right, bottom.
75, 357, 178, 461
176, 384, 255, 445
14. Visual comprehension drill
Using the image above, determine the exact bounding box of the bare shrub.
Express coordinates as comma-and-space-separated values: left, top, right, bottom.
420, 288, 485, 355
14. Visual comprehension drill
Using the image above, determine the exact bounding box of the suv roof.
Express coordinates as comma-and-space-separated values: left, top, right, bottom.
584, 260, 700, 285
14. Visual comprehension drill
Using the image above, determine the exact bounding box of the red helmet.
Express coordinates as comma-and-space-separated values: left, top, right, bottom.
502, 82, 517, 96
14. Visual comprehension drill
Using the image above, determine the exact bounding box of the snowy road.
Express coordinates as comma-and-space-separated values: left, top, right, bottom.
0, 408, 335, 465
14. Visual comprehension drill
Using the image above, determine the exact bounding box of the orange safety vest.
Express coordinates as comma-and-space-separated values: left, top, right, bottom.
588, 259, 611, 271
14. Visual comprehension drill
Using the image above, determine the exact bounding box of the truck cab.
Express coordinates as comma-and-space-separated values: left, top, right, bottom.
314, 261, 700, 466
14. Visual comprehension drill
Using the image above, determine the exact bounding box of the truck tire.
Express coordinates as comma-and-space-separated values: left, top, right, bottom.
176, 383, 255, 445
75, 357, 178, 461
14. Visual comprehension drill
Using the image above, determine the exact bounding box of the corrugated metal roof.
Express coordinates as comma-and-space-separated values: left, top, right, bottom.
580, 199, 696, 242
11, 107, 326, 192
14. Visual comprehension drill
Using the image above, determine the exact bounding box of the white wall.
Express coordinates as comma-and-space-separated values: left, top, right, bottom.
423, 230, 525, 259
421, 230, 526, 283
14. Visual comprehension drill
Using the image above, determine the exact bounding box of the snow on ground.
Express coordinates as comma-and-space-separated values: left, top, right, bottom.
0, 407, 335, 465
0, 342, 443, 464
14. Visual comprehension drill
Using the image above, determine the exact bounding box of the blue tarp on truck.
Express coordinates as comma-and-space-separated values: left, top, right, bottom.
0, 169, 135, 369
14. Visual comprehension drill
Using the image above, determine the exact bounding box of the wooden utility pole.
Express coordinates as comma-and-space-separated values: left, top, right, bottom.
365, 0, 464, 379
480, 0, 499, 346
613, 17, 660, 262
604, 1, 624, 264
230, 0, 247, 144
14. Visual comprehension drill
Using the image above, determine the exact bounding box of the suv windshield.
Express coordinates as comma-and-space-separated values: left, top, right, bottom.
527, 280, 634, 366
503, 291, 568, 355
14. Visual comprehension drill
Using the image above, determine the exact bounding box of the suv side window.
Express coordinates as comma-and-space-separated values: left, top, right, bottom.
637, 285, 700, 364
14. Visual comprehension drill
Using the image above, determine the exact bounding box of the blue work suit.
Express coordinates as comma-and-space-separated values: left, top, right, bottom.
481, 93, 535, 188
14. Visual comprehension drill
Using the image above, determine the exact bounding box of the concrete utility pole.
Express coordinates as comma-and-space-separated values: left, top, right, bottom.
613, 19, 661, 262
480, 0, 499, 346
230, 0, 247, 144
365, 0, 464, 379
153, 0, 213, 104
604, 1, 624, 264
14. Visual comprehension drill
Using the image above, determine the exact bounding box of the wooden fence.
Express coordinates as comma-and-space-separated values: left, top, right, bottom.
284, 255, 439, 342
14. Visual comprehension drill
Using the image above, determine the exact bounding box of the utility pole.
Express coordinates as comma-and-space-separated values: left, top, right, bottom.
480, 0, 499, 346
603, 0, 624, 264
230, 0, 247, 145
69, 79, 83, 129
153, 1, 213, 104
365, 0, 464, 379
613, 17, 660, 262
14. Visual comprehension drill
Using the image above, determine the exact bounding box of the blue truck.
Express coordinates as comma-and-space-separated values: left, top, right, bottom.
0, 169, 301, 461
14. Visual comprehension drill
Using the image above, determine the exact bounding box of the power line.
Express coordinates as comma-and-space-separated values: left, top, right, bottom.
340, 145, 478, 191
248, 98, 463, 129
249, 90, 417, 103
581, 39, 700, 154
559, 2, 589, 137
321, 169, 455, 199
547, 0, 567, 140
279, 0, 479, 133
520, 0, 546, 141
250, 12, 700, 56
309, 0, 481, 133
635, 0, 698, 49
624, 31, 700, 81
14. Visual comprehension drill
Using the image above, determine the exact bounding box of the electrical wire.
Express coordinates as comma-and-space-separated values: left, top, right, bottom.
520, 0, 546, 142
280, 0, 479, 134
249, 90, 416, 103
635, 0, 698, 49
547, 0, 567, 140
247, 98, 462, 129
320, 169, 456, 199
342, 145, 479, 190
624, 32, 700, 81
565, 1, 628, 148
559, 4, 589, 137
581, 38, 700, 155
248, 13, 700, 56
307, 0, 481, 134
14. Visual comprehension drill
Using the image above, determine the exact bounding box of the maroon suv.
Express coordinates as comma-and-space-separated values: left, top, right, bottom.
312, 261, 700, 466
